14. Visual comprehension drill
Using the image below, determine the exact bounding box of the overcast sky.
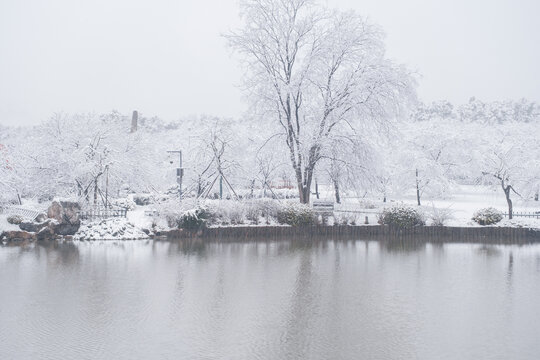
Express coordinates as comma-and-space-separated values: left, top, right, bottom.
1, 0, 539, 126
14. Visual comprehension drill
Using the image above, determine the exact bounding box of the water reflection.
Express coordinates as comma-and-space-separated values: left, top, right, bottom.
379, 238, 427, 253
1, 239, 540, 360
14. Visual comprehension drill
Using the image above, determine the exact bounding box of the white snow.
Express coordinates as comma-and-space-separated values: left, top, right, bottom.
0, 214, 21, 233
74, 218, 149, 240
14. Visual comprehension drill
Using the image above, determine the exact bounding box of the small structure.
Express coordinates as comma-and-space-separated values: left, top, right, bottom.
167, 150, 185, 203
312, 200, 335, 216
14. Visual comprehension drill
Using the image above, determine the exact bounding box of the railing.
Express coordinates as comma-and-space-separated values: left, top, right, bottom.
78, 207, 128, 221
0, 205, 41, 221
503, 211, 540, 219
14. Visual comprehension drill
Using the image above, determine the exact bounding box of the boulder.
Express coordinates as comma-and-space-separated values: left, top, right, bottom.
1, 230, 37, 242
36, 225, 57, 241
47, 200, 81, 235
56, 223, 81, 236
19, 219, 56, 233
35, 213, 47, 223
7, 214, 24, 225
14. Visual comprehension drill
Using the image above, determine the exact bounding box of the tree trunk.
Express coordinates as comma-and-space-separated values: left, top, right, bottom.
298, 172, 313, 204
334, 180, 341, 204
105, 166, 109, 208
219, 176, 223, 199
415, 168, 421, 206
295, 168, 305, 203
94, 178, 98, 205
503, 185, 513, 219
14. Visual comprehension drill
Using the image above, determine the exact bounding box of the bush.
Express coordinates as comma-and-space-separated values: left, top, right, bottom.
430, 206, 454, 226
111, 198, 137, 211
245, 202, 261, 224
7, 215, 24, 225
178, 207, 213, 230
333, 212, 357, 225
257, 199, 281, 223
277, 203, 315, 226
378, 205, 425, 228
227, 206, 245, 225
472, 207, 503, 225
133, 194, 152, 206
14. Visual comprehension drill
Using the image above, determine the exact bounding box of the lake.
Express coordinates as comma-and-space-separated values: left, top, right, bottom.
1, 239, 539, 359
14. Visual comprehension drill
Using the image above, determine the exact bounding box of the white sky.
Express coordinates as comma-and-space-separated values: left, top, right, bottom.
1, 0, 539, 126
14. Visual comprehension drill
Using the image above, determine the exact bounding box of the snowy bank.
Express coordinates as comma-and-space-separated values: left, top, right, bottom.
74, 218, 149, 240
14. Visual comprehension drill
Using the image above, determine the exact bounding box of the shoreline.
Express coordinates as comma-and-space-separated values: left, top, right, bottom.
160, 225, 540, 244
3, 225, 540, 245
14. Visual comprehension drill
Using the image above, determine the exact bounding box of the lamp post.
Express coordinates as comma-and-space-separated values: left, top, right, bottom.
167, 150, 184, 203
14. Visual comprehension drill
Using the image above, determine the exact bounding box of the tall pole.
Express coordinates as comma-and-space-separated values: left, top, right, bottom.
178, 151, 183, 201
105, 165, 109, 207
168, 150, 184, 205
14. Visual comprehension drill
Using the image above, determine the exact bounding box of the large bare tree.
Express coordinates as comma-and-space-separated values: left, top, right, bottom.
227, 0, 415, 203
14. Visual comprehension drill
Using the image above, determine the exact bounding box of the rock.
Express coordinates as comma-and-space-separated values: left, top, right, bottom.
47, 200, 81, 235
7, 215, 24, 225
19, 219, 55, 233
36, 226, 57, 241
2, 230, 37, 242
55, 224, 80, 236
35, 213, 47, 223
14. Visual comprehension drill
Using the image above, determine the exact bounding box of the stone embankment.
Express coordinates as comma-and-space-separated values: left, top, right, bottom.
1, 201, 80, 242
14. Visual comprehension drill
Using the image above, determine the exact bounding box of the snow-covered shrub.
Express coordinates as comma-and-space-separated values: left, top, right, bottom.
378, 205, 425, 228
204, 200, 242, 225
334, 212, 357, 225
227, 206, 245, 225
430, 206, 454, 226
178, 207, 213, 230
472, 207, 503, 225
155, 200, 184, 229
111, 198, 137, 211
277, 203, 315, 226
244, 199, 282, 224
133, 194, 152, 206
7, 214, 24, 225
245, 202, 262, 224
257, 199, 281, 222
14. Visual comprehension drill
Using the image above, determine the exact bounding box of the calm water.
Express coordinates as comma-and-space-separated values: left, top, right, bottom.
1, 239, 539, 360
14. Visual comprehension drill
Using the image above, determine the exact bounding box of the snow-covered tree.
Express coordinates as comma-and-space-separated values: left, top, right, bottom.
228, 0, 415, 203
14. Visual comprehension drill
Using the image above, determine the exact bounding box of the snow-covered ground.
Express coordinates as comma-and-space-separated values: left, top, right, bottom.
328, 184, 540, 229
0, 214, 21, 233
74, 218, 149, 240
3, 184, 539, 242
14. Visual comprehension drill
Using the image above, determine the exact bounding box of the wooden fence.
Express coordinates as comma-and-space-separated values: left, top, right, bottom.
503, 211, 540, 219
78, 207, 128, 221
